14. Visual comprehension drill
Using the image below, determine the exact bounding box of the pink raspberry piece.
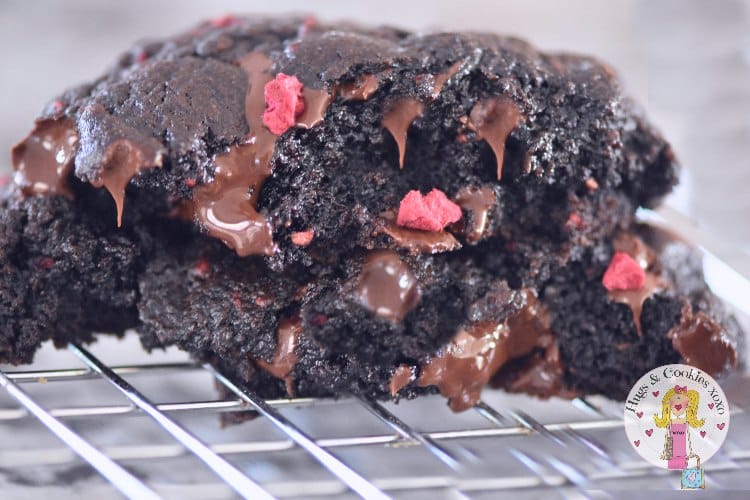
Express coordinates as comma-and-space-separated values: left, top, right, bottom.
602, 251, 645, 291
209, 15, 239, 28
263, 74, 305, 135
397, 189, 463, 232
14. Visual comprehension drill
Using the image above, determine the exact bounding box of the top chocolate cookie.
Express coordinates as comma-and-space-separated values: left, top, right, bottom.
12, 15, 678, 272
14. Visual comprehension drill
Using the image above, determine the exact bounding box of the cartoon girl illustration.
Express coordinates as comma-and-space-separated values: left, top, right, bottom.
654, 385, 705, 469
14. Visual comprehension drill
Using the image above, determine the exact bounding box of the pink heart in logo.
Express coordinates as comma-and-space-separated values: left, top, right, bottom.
634, 440, 640, 447
652, 391, 660, 397
717, 422, 726, 431
674, 404, 683, 411
708, 403, 715, 409
636, 411, 643, 418
645, 429, 653, 437
700, 431, 706, 438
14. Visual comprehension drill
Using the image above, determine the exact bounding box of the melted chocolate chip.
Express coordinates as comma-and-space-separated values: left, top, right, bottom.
193, 143, 276, 256
429, 61, 462, 99
418, 289, 553, 411
297, 88, 332, 128
340, 74, 380, 101
11, 118, 79, 198
378, 211, 461, 254
90, 139, 163, 227
382, 98, 424, 169
192, 52, 276, 256
467, 97, 524, 180
453, 186, 496, 244
668, 304, 738, 375
256, 315, 303, 396
353, 250, 421, 322
607, 233, 665, 336
389, 364, 415, 396
607, 273, 664, 337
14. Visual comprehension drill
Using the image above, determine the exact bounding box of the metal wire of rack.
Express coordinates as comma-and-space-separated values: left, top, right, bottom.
0, 208, 749, 499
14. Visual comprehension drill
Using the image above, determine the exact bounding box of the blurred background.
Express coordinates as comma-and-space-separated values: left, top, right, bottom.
1, 0, 749, 270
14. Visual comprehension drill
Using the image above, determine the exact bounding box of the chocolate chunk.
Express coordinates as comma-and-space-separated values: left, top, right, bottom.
353, 250, 421, 322
668, 304, 738, 375
11, 118, 79, 198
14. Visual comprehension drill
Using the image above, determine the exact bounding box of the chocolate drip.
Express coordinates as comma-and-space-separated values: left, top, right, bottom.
256, 316, 303, 396
608, 274, 664, 337
11, 118, 79, 198
668, 304, 738, 375
453, 186, 496, 244
378, 211, 461, 254
429, 61, 462, 99
607, 232, 665, 336
418, 289, 553, 411
467, 97, 524, 180
90, 139, 162, 227
613, 232, 656, 270
340, 74, 380, 101
382, 98, 424, 169
353, 250, 421, 322
192, 52, 332, 256
389, 364, 415, 396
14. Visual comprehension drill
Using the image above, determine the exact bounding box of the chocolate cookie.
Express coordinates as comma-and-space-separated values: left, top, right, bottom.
1, 15, 741, 413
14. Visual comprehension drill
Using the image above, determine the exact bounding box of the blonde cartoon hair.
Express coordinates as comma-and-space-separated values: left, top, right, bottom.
653, 387, 705, 428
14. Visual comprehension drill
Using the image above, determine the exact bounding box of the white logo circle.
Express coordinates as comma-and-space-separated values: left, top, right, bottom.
623, 364, 730, 469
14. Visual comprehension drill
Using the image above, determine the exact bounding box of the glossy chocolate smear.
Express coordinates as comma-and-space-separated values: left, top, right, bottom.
193, 143, 276, 255
353, 250, 421, 322
467, 97, 524, 180
453, 186, 496, 244
378, 211, 461, 254
11, 118, 79, 198
382, 98, 424, 169
607, 232, 665, 336
493, 339, 577, 399
418, 289, 552, 411
389, 364, 415, 396
668, 304, 738, 375
256, 315, 303, 396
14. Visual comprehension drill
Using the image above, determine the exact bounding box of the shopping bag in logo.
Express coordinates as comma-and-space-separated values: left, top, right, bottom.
680, 455, 705, 490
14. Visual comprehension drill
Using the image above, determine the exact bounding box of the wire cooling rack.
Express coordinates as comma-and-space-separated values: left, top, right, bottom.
1, 207, 749, 499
